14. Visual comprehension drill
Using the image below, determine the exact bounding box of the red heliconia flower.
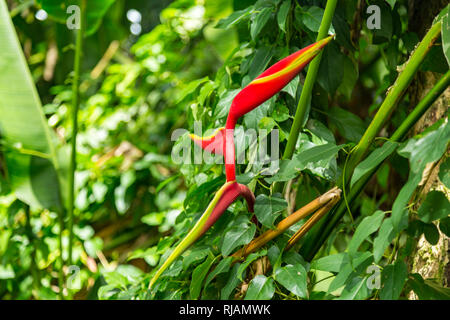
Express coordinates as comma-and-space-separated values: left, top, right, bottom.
191, 35, 334, 182
150, 36, 334, 289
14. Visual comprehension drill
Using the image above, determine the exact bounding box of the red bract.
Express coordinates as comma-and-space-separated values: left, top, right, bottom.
227, 36, 334, 125
200, 181, 255, 234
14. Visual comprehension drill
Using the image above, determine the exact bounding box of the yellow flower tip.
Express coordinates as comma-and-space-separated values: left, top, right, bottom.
318, 34, 334, 47
188, 127, 225, 142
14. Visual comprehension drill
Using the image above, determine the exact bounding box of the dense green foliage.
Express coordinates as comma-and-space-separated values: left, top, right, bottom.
0, 0, 449, 300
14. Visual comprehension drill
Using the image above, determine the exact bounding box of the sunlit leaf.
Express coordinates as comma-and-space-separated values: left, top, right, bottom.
244, 275, 275, 300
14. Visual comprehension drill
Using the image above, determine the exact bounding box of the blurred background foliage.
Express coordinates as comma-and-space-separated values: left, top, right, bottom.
0, 0, 448, 300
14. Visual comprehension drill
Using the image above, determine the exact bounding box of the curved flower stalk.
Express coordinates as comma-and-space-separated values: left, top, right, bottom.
149, 36, 334, 290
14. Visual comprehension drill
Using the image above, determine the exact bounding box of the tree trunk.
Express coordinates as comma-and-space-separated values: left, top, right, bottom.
406, 0, 450, 299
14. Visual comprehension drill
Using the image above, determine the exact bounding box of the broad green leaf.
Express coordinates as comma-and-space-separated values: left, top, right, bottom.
310, 252, 346, 273
391, 174, 419, 232
277, 1, 290, 33
373, 218, 396, 263
115, 265, 143, 285
380, 261, 407, 300
264, 158, 301, 183
272, 103, 291, 122
332, 12, 354, 51
254, 194, 287, 228
306, 119, 336, 144
293, 143, 343, 179
408, 273, 450, 300
317, 43, 345, 96
214, 89, 240, 119
128, 247, 159, 267
176, 77, 209, 103
301, 6, 324, 32
274, 264, 308, 298
251, 7, 272, 40
0, 0, 65, 211
103, 271, 129, 289
296, 143, 343, 167
248, 46, 274, 80
327, 107, 366, 142
283, 251, 309, 269
204, 257, 233, 288
418, 191, 450, 223
161, 260, 183, 278
438, 157, 450, 188
221, 218, 256, 256
244, 96, 275, 130
265, 142, 342, 183
337, 276, 370, 300
398, 122, 450, 174
281, 75, 299, 98
267, 244, 282, 270
244, 275, 275, 300
337, 55, 358, 100
237, 250, 267, 281
328, 252, 373, 292
351, 141, 399, 188
37, 0, 116, 36
221, 263, 241, 299
190, 255, 215, 299
348, 210, 385, 255
423, 222, 440, 245
182, 246, 210, 270
216, 6, 254, 29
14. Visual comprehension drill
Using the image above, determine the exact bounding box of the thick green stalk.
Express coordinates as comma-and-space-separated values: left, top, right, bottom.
343, 21, 442, 183
300, 69, 450, 261
67, 0, 86, 267
282, 0, 338, 161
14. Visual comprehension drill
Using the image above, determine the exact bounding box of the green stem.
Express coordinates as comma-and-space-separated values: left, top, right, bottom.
274, 0, 337, 194
300, 68, 450, 261
67, 0, 86, 267
282, 0, 337, 161
343, 21, 442, 183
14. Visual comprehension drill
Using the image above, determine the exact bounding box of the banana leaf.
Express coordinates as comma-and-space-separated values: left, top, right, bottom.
0, 0, 67, 211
